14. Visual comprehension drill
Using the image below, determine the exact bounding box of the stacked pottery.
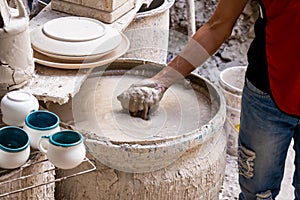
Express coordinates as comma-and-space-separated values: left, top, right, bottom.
0, 0, 35, 95
30, 16, 130, 69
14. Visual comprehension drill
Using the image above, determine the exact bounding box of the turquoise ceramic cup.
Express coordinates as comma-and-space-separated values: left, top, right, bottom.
23, 110, 60, 149
0, 126, 30, 169
38, 130, 86, 169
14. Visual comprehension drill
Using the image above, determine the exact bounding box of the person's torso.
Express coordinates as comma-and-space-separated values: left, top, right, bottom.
246, 0, 300, 116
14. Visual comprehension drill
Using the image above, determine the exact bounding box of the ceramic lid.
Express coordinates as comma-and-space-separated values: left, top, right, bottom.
31, 17, 122, 57
42, 17, 106, 42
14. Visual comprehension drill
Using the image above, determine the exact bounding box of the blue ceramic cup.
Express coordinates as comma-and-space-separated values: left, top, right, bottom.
38, 130, 86, 169
23, 110, 60, 149
0, 126, 30, 169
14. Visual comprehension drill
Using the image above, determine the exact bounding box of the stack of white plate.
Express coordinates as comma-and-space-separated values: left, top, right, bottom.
30, 16, 130, 69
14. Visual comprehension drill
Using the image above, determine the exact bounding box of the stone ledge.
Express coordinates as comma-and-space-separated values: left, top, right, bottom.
23, 64, 92, 105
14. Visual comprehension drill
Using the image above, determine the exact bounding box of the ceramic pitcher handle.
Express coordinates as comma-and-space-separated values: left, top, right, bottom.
0, 0, 11, 26
38, 136, 49, 154
15, 0, 27, 18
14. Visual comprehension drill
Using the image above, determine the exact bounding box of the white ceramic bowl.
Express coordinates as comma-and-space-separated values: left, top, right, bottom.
1, 91, 39, 126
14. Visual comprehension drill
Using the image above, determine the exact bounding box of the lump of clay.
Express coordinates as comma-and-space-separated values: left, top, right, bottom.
117, 80, 164, 120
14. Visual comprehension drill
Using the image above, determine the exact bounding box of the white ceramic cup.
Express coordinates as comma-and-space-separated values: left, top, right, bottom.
38, 130, 86, 169
1, 90, 39, 126
0, 126, 30, 169
23, 110, 60, 149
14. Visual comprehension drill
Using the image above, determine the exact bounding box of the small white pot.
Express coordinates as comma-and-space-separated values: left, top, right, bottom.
1, 90, 39, 126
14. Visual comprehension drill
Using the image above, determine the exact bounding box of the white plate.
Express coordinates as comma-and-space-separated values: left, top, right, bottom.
33, 33, 130, 69
42, 17, 106, 42
31, 20, 122, 57
33, 47, 107, 62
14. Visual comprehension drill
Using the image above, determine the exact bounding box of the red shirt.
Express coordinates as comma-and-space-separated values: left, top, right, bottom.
246, 0, 300, 116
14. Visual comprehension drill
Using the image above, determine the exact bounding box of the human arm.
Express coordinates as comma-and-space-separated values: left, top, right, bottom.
117, 0, 249, 119
151, 0, 250, 87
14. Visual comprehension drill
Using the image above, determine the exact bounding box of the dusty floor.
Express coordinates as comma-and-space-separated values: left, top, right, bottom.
219, 143, 295, 200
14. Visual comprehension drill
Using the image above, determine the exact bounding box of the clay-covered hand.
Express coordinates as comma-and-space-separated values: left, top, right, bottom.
117, 79, 167, 120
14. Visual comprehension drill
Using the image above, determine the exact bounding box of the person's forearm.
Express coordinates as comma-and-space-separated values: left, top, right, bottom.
150, 23, 228, 88
151, 0, 249, 88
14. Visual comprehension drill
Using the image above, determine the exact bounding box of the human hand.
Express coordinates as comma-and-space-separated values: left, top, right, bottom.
117, 79, 167, 120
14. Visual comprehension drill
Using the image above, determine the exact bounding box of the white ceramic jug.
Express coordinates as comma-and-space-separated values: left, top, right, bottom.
0, 0, 34, 94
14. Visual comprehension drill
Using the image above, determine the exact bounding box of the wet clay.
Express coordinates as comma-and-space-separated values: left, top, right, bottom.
74, 74, 213, 143
117, 79, 164, 120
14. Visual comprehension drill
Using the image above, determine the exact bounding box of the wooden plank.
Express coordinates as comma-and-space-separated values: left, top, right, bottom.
30, 0, 144, 32
64, 0, 128, 12
51, 0, 135, 24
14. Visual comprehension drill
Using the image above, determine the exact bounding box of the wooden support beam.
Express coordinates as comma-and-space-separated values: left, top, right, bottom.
186, 0, 196, 36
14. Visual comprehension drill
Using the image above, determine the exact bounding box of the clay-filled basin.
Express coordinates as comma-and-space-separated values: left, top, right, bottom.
72, 59, 226, 173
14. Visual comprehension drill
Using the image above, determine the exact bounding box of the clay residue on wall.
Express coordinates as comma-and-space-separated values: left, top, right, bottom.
55, 129, 226, 200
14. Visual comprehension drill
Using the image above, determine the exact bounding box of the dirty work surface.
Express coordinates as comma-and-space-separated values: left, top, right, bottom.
22, 64, 92, 105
